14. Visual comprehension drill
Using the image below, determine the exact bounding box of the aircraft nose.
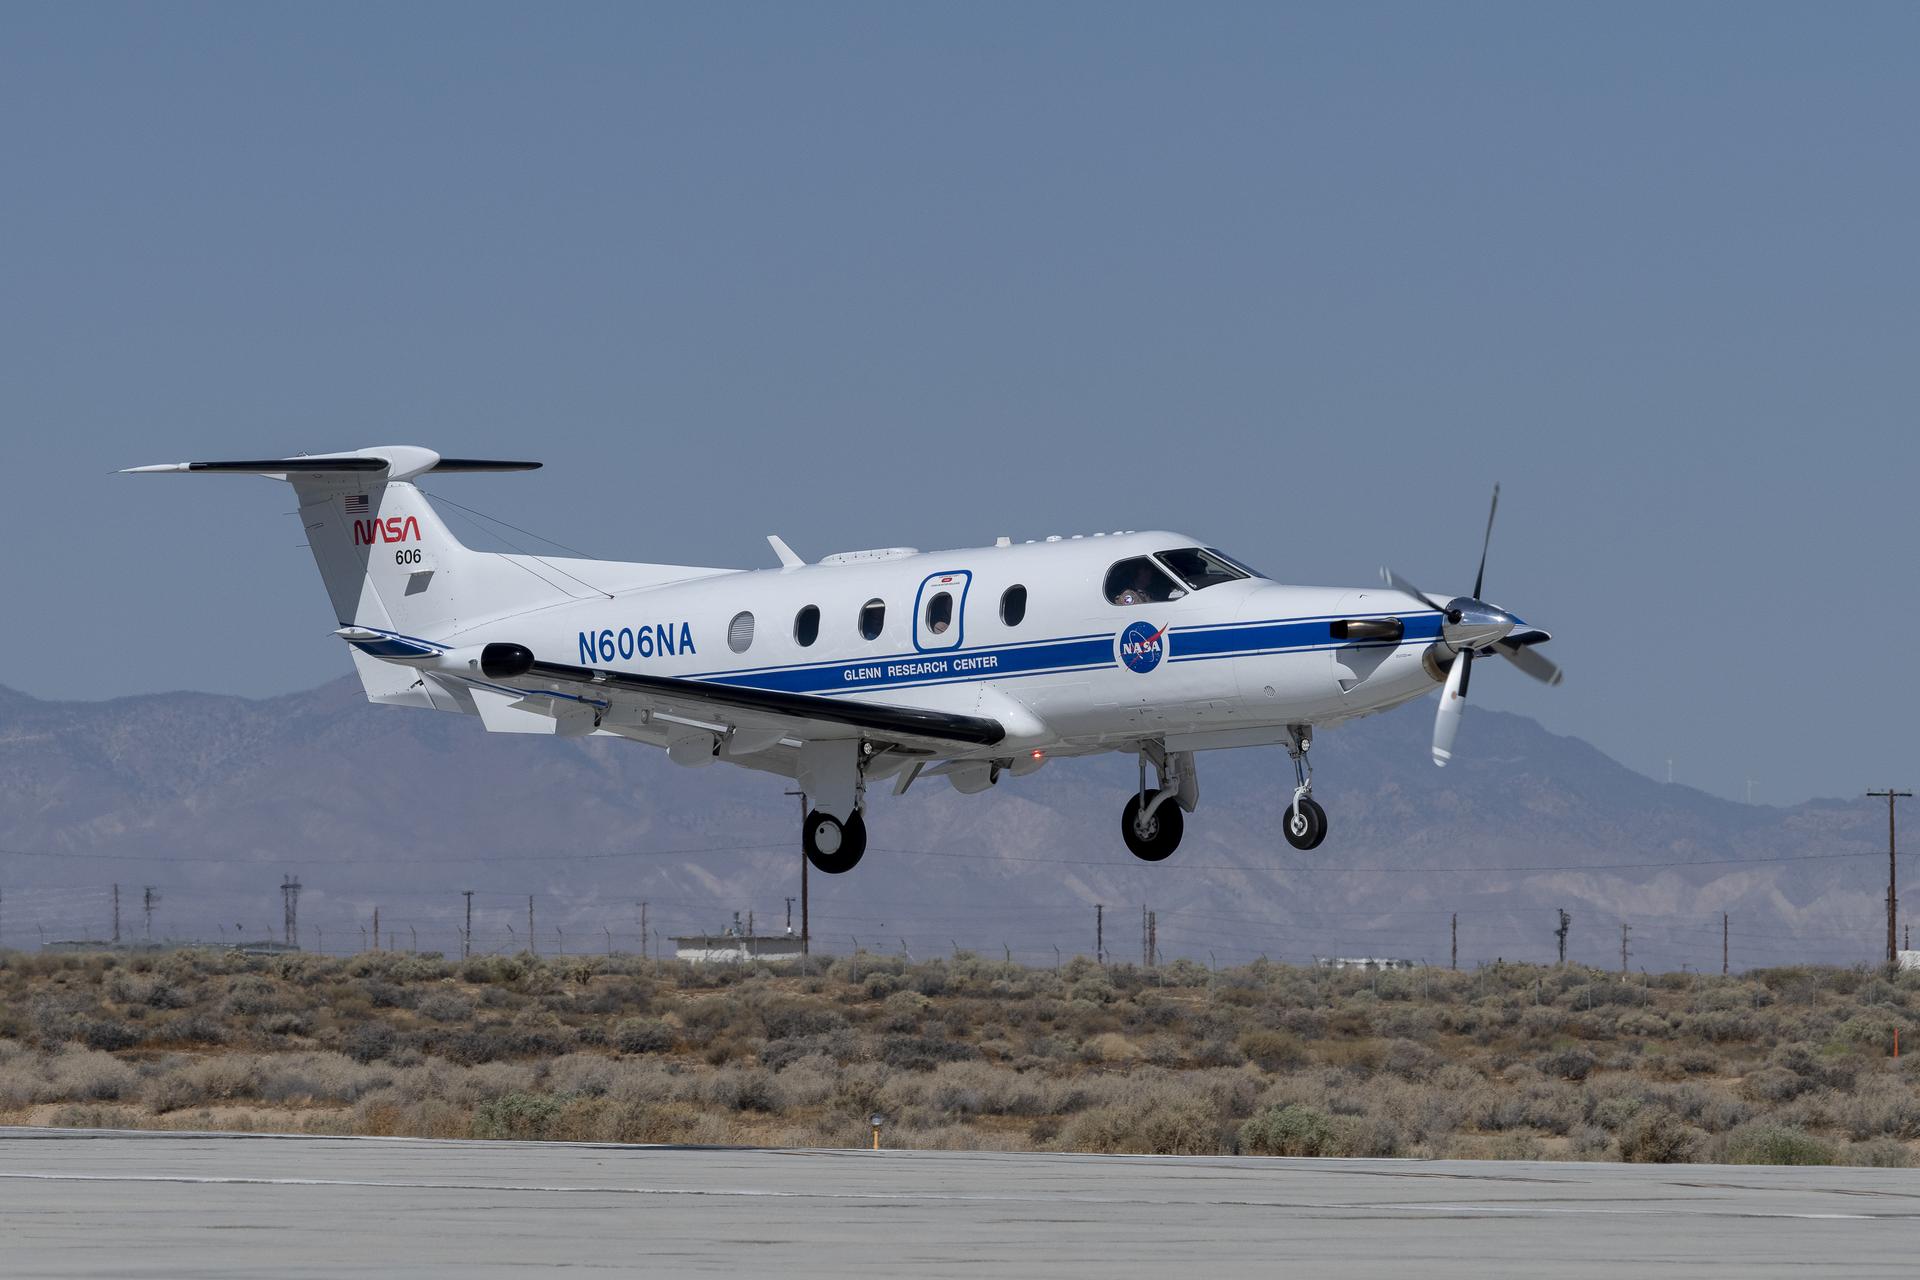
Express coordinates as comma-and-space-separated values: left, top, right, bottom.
1443, 598, 1517, 652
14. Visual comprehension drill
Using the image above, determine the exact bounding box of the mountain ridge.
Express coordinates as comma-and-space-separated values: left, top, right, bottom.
0, 679, 1895, 971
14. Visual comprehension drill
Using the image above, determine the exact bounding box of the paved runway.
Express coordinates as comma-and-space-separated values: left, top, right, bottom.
1, 1127, 1913, 1278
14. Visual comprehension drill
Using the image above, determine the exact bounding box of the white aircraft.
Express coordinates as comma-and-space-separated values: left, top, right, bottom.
125, 446, 1560, 873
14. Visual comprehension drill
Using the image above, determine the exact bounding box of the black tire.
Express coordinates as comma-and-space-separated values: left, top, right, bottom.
1282, 796, 1328, 851
1121, 793, 1184, 862
804, 808, 867, 874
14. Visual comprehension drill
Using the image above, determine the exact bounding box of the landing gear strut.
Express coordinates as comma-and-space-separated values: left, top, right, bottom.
1121, 746, 1195, 862
1283, 725, 1328, 851
803, 808, 867, 874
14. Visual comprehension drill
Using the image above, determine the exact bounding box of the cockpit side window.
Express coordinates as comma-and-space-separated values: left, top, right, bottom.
1156, 547, 1254, 592
1104, 557, 1186, 607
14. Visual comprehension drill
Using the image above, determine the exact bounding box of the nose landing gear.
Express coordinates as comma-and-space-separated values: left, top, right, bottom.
1282, 725, 1328, 851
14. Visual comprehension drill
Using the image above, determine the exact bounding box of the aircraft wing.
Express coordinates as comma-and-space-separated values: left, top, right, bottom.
464, 642, 1006, 753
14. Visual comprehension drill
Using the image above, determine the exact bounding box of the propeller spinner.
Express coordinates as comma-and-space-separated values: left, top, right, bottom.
1382, 483, 1562, 767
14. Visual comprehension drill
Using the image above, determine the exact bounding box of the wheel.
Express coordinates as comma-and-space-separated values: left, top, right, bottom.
1282, 796, 1327, 851
803, 808, 866, 874
1121, 793, 1184, 861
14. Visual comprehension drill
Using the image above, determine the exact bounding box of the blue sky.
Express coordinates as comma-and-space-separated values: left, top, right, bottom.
2, 3, 1914, 805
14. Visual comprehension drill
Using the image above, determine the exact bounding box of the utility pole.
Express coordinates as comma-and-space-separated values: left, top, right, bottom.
1555, 909, 1571, 965
462, 891, 474, 960
142, 887, 159, 940
785, 897, 794, 935
1619, 923, 1631, 974
112, 884, 121, 945
1723, 913, 1729, 976
282, 875, 301, 948
372, 906, 380, 952
1141, 904, 1149, 968
785, 787, 811, 958
1450, 912, 1458, 971
1867, 790, 1910, 967
640, 901, 649, 960
527, 895, 536, 957
1096, 903, 1105, 966
1149, 911, 1158, 968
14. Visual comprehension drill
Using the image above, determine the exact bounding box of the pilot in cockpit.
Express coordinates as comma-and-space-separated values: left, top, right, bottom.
1112, 562, 1157, 606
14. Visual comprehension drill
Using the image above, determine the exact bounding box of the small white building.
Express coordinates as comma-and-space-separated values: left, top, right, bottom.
1316, 956, 1418, 972
672, 933, 806, 965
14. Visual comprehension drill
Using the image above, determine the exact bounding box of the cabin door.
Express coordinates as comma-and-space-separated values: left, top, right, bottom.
912, 570, 971, 653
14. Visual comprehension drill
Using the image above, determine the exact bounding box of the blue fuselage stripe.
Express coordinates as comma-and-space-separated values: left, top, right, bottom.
683, 614, 1439, 696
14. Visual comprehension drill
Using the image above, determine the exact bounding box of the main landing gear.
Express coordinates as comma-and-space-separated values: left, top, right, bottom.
1283, 725, 1328, 851
1122, 746, 1197, 862
803, 808, 867, 875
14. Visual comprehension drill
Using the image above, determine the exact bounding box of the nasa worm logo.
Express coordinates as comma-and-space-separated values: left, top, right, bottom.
1118, 621, 1167, 674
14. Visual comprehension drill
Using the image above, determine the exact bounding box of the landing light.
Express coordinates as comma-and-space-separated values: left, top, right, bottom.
1031, 749, 1045, 760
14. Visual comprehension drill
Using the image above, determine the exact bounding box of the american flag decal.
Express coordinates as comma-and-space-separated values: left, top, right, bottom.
344, 494, 369, 514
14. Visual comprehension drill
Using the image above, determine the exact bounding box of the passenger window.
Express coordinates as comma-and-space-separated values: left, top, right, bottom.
1001, 584, 1027, 627
794, 605, 820, 647
859, 598, 886, 641
1103, 557, 1185, 607
924, 591, 953, 636
727, 611, 755, 653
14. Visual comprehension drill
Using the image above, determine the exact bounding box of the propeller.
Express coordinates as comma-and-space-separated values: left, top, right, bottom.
1381, 483, 1562, 766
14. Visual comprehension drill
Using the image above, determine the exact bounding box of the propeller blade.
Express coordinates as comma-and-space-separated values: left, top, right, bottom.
1433, 651, 1471, 767
1380, 567, 1448, 614
1496, 639, 1563, 686
1472, 482, 1499, 600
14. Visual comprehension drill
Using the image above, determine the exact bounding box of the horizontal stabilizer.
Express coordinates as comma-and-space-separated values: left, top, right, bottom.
121, 458, 388, 474
121, 446, 540, 484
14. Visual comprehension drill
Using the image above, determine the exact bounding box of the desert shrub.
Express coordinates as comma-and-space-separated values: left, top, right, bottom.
1237, 1030, 1306, 1072
613, 1017, 676, 1054
1240, 1104, 1336, 1157
345, 1022, 398, 1063
460, 956, 527, 986
1837, 1076, 1920, 1141
471, 1091, 568, 1140
222, 979, 287, 1018
681, 997, 750, 1037
152, 1014, 227, 1045
704, 1068, 786, 1113
880, 1035, 975, 1071
1724, 1123, 1836, 1166
49, 1104, 142, 1130
259, 1011, 311, 1037
1066, 1095, 1220, 1156
416, 993, 472, 1023
76, 1018, 140, 1052
1618, 1109, 1701, 1163
1835, 1015, 1903, 1053
1536, 1046, 1596, 1082
1845, 1138, 1913, 1168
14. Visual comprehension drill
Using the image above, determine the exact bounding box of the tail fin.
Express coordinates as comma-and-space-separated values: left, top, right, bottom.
123, 446, 573, 706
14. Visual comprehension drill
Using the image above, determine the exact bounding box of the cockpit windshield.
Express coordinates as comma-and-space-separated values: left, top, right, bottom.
1156, 547, 1260, 591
